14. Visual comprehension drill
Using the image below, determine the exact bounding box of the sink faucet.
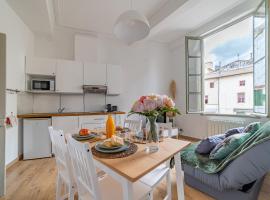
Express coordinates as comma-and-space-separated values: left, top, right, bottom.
58, 107, 65, 113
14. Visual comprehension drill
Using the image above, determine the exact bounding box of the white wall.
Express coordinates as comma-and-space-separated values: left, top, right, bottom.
30, 28, 173, 114
0, 0, 34, 165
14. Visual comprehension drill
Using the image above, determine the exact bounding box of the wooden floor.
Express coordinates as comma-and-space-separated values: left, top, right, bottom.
0, 158, 212, 200
0, 157, 269, 200
0, 135, 269, 200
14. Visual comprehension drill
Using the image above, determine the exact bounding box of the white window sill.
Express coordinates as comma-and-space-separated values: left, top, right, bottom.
200, 112, 268, 119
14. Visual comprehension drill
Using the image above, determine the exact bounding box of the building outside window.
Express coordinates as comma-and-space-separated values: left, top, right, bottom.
186, 0, 267, 115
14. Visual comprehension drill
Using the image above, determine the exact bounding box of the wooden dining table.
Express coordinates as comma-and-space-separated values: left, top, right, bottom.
88, 137, 190, 200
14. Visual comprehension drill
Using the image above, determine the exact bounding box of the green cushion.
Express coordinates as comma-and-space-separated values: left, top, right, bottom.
243, 122, 261, 134
209, 132, 251, 160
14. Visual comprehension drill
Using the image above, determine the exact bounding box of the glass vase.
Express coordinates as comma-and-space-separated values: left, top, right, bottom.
145, 116, 159, 153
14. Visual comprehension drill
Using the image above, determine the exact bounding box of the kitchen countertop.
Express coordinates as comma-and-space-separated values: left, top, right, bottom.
17, 111, 126, 119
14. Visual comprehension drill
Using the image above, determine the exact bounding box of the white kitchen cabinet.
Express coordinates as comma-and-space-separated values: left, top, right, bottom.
83, 62, 106, 85
26, 57, 56, 76
106, 64, 123, 95
79, 115, 107, 130
56, 60, 83, 93
23, 118, 52, 160
52, 116, 80, 134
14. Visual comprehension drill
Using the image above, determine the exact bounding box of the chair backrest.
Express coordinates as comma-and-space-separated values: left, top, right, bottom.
66, 135, 101, 200
158, 123, 173, 137
124, 119, 142, 133
48, 126, 75, 185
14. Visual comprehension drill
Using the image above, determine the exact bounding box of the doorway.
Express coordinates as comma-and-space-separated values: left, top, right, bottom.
0, 33, 6, 196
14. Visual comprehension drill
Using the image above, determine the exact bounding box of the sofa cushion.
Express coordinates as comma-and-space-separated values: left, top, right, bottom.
225, 127, 244, 137
243, 122, 261, 134
209, 132, 251, 160
182, 164, 223, 191
195, 134, 226, 154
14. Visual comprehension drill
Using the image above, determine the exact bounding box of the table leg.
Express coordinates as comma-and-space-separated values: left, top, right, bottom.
166, 160, 172, 200
174, 152, 185, 200
122, 179, 133, 200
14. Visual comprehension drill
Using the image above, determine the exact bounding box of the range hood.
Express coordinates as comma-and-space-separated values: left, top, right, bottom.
83, 85, 107, 94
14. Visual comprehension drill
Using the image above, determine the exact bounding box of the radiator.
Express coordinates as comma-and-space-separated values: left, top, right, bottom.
207, 119, 246, 137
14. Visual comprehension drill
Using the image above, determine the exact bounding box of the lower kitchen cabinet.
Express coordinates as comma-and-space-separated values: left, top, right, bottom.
52, 116, 80, 134
52, 114, 125, 134
79, 115, 107, 130
23, 118, 52, 160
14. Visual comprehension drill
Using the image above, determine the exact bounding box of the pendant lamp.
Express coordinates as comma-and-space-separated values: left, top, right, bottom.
113, 0, 150, 45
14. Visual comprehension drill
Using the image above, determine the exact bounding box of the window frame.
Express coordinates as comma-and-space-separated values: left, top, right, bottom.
185, 0, 269, 117
185, 36, 204, 114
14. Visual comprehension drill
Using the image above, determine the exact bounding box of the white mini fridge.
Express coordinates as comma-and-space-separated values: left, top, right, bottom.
23, 118, 52, 160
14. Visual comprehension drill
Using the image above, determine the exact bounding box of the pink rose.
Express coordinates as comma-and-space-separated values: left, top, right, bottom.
139, 96, 147, 103
156, 95, 163, 108
132, 101, 144, 112
163, 96, 175, 108
143, 99, 157, 111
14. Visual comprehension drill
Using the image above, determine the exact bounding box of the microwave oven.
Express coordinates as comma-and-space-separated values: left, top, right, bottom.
31, 79, 55, 91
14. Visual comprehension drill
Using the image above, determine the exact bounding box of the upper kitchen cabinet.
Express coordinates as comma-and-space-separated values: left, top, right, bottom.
56, 60, 83, 93
106, 64, 123, 95
83, 62, 106, 85
26, 57, 56, 76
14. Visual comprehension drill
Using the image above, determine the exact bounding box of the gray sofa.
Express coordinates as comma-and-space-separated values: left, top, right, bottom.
183, 139, 270, 200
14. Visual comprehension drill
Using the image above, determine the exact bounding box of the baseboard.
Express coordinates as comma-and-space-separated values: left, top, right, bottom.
179, 135, 200, 142
6, 154, 23, 169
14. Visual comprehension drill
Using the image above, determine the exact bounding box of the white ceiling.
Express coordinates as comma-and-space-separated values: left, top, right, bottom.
55, 0, 169, 34
7, 0, 54, 36
150, 0, 249, 43
7, 0, 259, 44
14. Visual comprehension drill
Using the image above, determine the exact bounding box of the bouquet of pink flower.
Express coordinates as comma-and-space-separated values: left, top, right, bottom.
129, 94, 180, 117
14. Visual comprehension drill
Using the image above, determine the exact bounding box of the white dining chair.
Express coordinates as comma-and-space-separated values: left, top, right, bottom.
158, 122, 173, 138
139, 123, 175, 200
66, 135, 152, 200
124, 119, 142, 133
140, 162, 171, 200
48, 127, 77, 200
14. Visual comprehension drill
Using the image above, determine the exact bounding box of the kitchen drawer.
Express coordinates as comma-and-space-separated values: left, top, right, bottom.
79, 115, 108, 130
52, 116, 79, 134
80, 123, 106, 130
79, 115, 107, 124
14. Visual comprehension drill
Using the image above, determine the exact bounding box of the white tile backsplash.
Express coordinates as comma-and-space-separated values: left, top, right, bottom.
33, 94, 60, 113
61, 95, 84, 112
17, 93, 33, 114
84, 94, 106, 112
30, 93, 109, 113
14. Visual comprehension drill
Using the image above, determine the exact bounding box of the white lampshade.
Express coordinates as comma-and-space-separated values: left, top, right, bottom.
113, 10, 150, 45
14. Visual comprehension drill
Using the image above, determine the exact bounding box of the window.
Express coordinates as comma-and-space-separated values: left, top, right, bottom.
239, 80, 245, 86
186, 0, 267, 115
205, 95, 209, 104
237, 93, 245, 103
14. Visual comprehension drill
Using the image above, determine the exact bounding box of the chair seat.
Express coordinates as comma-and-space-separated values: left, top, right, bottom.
140, 164, 169, 188
80, 175, 151, 200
